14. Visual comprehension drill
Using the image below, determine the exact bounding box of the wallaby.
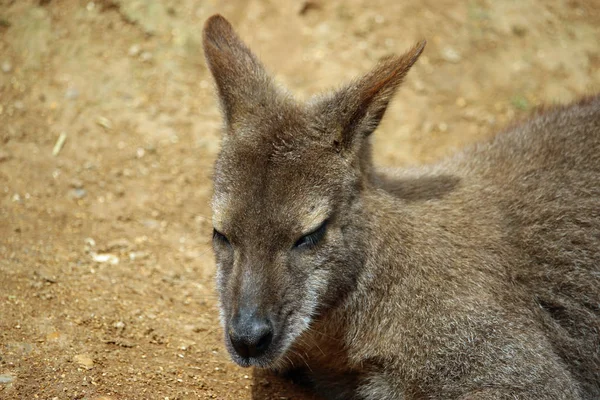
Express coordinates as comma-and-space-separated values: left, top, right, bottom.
203, 14, 600, 400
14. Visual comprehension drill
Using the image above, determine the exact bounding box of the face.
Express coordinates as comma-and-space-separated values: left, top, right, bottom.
203, 12, 422, 371
211, 124, 366, 368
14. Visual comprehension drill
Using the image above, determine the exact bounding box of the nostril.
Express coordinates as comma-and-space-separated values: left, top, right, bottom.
229, 331, 251, 359
251, 329, 273, 357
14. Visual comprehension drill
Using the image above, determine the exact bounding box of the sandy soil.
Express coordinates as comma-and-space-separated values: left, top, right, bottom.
1, 0, 599, 399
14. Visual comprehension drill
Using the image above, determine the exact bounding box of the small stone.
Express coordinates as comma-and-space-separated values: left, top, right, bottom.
73, 354, 94, 369
1, 61, 12, 73
0, 374, 14, 384
91, 252, 119, 265
65, 86, 80, 100
70, 179, 84, 189
84, 237, 96, 247
128, 44, 141, 57
96, 116, 112, 130
68, 188, 87, 200
141, 219, 160, 229
441, 47, 462, 63
413, 79, 425, 93
11, 193, 21, 202
136, 147, 145, 158
113, 321, 126, 330
129, 251, 149, 261
140, 51, 153, 62
455, 97, 467, 108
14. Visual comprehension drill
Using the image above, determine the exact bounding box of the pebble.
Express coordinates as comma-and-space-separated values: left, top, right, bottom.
70, 178, 84, 189
128, 44, 141, 57
1, 61, 12, 73
141, 219, 161, 229
113, 321, 126, 330
91, 252, 119, 265
413, 79, 425, 93
0, 374, 14, 384
73, 354, 94, 370
129, 251, 149, 261
96, 116, 113, 130
65, 86, 80, 100
68, 188, 87, 200
140, 51, 153, 62
441, 46, 462, 63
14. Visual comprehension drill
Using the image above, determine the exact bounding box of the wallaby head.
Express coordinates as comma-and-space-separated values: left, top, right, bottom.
203, 14, 424, 368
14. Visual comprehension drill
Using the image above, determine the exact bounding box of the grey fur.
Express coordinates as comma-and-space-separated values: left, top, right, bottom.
203, 14, 600, 400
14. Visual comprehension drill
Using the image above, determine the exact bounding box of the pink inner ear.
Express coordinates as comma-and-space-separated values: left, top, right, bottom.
361, 40, 426, 105
339, 40, 426, 142
203, 14, 281, 128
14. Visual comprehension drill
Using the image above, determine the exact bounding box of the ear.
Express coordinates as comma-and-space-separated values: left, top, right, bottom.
203, 15, 277, 126
317, 41, 426, 151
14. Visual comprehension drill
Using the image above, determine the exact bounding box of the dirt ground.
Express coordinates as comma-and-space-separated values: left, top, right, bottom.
1, 0, 599, 399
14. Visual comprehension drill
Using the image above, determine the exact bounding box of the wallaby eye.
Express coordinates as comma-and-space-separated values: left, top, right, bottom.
213, 228, 231, 247
294, 220, 328, 250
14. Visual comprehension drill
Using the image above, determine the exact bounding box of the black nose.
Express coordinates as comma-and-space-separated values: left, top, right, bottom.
229, 316, 273, 359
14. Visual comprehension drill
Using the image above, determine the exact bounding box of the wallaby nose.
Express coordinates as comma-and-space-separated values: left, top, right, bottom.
229, 315, 273, 359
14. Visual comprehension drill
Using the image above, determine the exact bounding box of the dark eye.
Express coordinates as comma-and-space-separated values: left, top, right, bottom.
294, 220, 328, 249
213, 228, 231, 247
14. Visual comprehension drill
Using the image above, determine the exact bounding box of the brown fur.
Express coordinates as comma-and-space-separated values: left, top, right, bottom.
203, 14, 600, 400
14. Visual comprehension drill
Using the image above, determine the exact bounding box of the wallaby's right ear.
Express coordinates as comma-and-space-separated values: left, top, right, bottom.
203, 15, 276, 126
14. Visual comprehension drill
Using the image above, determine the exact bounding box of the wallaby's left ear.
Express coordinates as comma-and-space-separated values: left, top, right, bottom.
317, 40, 426, 151
203, 15, 278, 127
